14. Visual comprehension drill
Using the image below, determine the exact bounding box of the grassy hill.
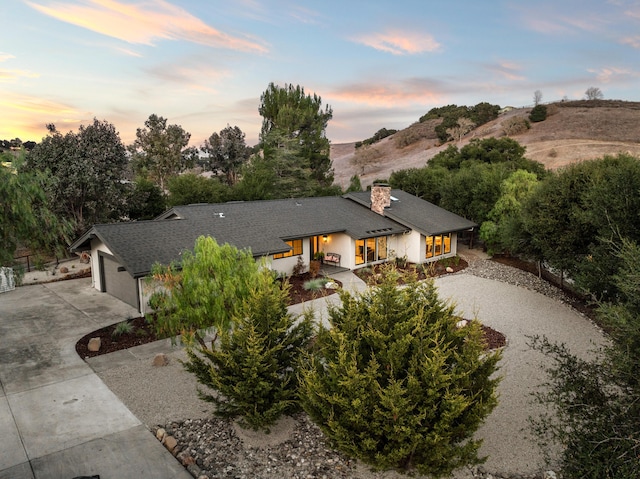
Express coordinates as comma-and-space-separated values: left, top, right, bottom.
331, 100, 640, 189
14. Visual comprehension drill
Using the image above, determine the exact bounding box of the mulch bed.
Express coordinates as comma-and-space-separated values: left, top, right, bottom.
77, 273, 342, 359
76, 316, 165, 359
355, 258, 469, 284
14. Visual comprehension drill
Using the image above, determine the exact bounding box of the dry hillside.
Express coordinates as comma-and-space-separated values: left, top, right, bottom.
330, 100, 640, 189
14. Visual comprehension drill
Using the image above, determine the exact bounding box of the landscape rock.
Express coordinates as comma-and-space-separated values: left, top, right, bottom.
152, 353, 169, 367
155, 427, 166, 441
446, 266, 454, 273
87, 337, 101, 352
60, 266, 69, 274
163, 435, 177, 453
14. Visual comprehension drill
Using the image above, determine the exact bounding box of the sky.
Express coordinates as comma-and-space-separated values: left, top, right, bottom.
2, 0, 639, 147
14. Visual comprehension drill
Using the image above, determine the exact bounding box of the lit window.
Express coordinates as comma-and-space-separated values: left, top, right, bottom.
355, 239, 365, 265
426, 233, 452, 259
426, 236, 434, 258
273, 239, 303, 259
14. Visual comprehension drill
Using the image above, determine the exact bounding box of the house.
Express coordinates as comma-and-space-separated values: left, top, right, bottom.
70, 185, 476, 313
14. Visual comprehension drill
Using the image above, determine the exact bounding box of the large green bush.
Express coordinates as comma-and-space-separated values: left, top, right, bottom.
299, 265, 501, 477
183, 269, 314, 431
531, 239, 640, 478
528, 104, 547, 122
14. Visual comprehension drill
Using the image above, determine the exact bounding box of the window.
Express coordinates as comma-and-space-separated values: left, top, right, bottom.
356, 236, 388, 265
425, 233, 451, 259
355, 239, 365, 265
273, 239, 303, 259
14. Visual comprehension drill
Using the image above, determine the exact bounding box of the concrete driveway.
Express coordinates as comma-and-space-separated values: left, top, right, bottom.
0, 278, 192, 479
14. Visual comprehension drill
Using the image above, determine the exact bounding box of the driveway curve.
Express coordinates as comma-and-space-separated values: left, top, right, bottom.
433, 273, 606, 476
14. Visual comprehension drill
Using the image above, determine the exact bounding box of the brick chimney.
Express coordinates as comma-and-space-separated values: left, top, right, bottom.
371, 183, 391, 215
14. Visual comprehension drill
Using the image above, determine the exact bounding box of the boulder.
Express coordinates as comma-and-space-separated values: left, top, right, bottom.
152, 353, 169, 367
87, 337, 101, 352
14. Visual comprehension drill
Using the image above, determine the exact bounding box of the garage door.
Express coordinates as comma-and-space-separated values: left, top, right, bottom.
100, 254, 139, 309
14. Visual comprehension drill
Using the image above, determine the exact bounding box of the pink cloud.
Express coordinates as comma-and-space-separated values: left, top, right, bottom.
329, 80, 443, 107
621, 35, 640, 48
588, 66, 639, 83
353, 30, 440, 55
484, 61, 525, 81
26, 0, 268, 53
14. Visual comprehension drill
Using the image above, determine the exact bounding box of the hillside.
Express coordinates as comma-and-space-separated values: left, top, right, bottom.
330, 100, 640, 189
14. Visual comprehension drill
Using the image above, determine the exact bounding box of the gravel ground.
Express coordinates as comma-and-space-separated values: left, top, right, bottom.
97, 257, 607, 479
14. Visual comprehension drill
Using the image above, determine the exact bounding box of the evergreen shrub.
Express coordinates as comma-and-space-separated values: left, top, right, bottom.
299, 265, 501, 476
183, 269, 314, 431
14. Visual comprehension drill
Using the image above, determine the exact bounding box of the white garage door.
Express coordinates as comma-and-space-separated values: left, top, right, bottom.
100, 254, 139, 309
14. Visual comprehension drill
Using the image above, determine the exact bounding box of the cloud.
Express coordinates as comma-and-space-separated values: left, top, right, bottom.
26, 0, 268, 53
0, 52, 16, 62
621, 35, 640, 48
0, 69, 40, 82
329, 78, 445, 107
352, 29, 440, 55
289, 5, 323, 25
483, 61, 526, 81
0, 93, 79, 116
145, 63, 230, 92
588, 66, 640, 83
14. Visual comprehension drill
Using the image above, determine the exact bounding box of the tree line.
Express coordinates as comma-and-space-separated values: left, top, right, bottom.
1, 82, 340, 267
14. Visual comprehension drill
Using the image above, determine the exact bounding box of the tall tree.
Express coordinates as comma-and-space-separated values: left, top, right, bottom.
129, 114, 197, 190
24, 119, 129, 235
200, 125, 249, 186
259, 83, 334, 188
479, 169, 540, 255
166, 173, 230, 207
1, 154, 72, 267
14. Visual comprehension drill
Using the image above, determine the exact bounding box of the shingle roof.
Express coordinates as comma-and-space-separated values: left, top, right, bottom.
70, 195, 410, 278
344, 189, 477, 236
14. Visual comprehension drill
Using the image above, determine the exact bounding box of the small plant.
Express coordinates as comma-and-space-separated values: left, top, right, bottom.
135, 328, 148, 338
313, 251, 325, 261
112, 320, 134, 338
292, 256, 305, 276
309, 259, 320, 278
395, 255, 408, 268
548, 148, 558, 158
303, 278, 327, 295
355, 267, 373, 279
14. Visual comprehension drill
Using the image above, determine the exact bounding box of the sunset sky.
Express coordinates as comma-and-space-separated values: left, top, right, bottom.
2, 0, 639, 147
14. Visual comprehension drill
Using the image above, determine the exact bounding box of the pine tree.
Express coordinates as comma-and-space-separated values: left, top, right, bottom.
183, 269, 314, 431
299, 264, 501, 476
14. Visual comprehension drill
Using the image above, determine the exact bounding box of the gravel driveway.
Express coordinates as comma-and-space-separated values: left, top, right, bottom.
96, 259, 607, 479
